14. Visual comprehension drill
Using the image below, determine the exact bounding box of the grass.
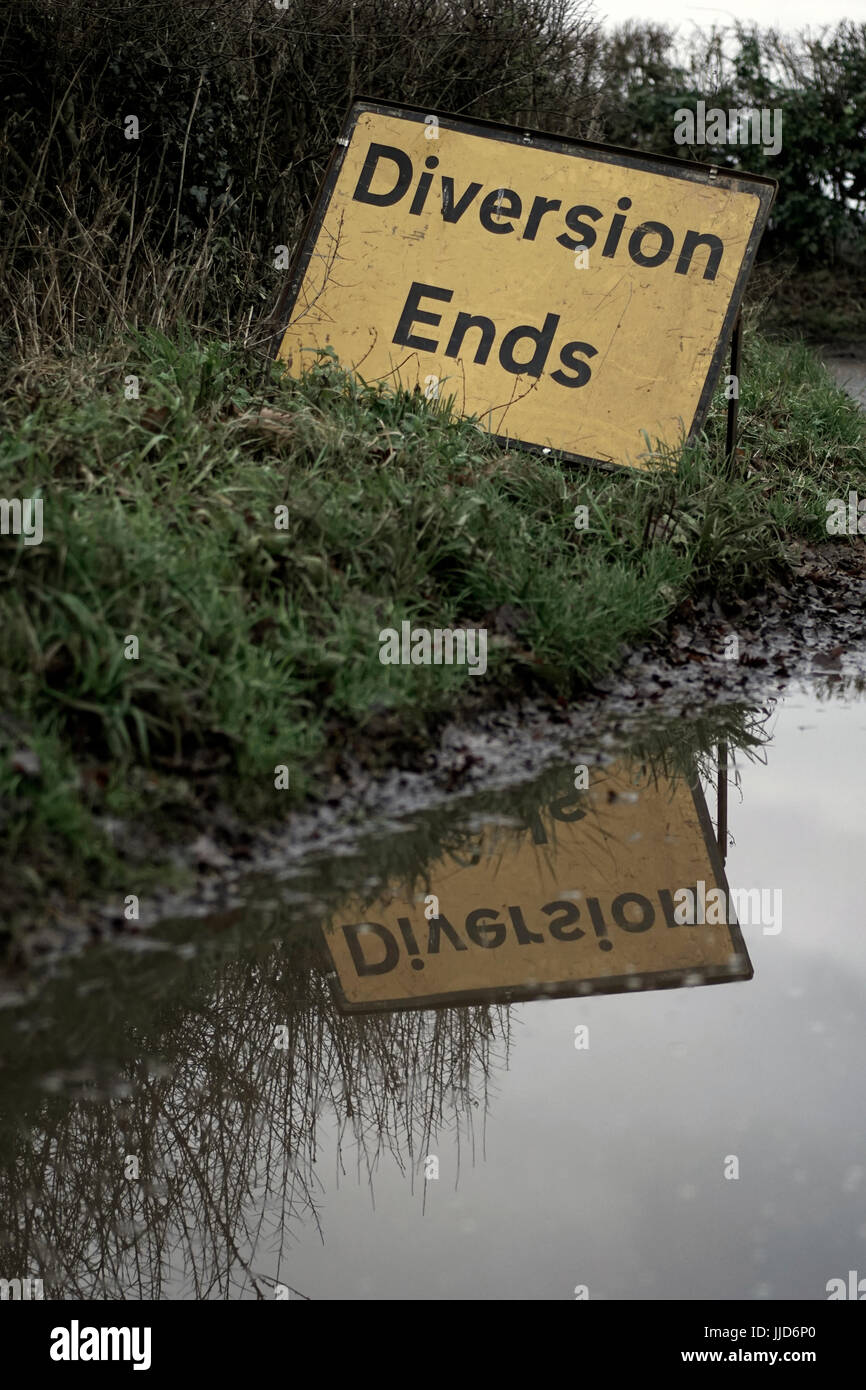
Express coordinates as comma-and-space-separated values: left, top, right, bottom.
1, 323, 865, 931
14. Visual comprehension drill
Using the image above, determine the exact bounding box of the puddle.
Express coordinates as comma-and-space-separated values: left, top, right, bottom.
823, 353, 866, 409
1, 682, 865, 1300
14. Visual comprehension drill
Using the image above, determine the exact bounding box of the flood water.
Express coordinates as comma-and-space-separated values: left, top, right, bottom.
1, 680, 865, 1301
823, 355, 866, 410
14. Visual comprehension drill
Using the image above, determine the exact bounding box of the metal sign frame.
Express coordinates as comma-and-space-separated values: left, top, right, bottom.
269, 98, 776, 471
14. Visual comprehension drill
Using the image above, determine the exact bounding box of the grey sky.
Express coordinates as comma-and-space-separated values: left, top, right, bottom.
596, 0, 862, 32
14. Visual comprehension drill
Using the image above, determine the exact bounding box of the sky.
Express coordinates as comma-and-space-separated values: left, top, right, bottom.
595, 0, 863, 32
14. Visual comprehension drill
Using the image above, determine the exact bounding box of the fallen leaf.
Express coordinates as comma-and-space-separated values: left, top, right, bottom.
141, 406, 170, 432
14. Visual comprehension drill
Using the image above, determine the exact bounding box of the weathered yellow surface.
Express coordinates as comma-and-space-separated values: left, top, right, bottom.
277, 106, 770, 469
322, 760, 752, 1012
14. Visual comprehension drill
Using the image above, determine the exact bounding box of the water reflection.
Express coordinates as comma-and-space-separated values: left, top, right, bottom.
0, 935, 508, 1298
0, 698, 813, 1300
324, 756, 751, 1013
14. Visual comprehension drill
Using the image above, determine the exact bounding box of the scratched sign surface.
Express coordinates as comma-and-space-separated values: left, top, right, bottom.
275, 101, 775, 470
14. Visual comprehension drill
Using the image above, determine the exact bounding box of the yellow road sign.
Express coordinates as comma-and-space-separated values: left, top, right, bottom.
322, 759, 753, 1013
274, 101, 775, 471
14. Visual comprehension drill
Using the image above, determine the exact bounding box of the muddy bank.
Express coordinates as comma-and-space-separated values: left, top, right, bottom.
9, 536, 865, 972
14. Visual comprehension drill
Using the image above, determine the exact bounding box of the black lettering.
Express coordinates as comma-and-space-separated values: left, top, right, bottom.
465, 908, 506, 948
556, 204, 602, 252
352, 142, 413, 207
627, 221, 675, 268
393, 281, 453, 352
524, 195, 562, 241
587, 897, 613, 950
445, 312, 496, 364
479, 188, 522, 234
522, 806, 548, 844
657, 889, 681, 928
397, 915, 422, 955
551, 340, 597, 389
441, 177, 483, 223
549, 792, 588, 824
409, 171, 436, 216
601, 212, 628, 260
542, 900, 584, 941
342, 922, 399, 976
499, 312, 559, 378
675, 230, 724, 281
612, 893, 655, 932
427, 912, 468, 953
509, 905, 544, 945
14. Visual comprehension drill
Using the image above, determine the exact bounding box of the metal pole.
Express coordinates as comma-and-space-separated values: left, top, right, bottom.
725, 313, 742, 474
717, 741, 728, 863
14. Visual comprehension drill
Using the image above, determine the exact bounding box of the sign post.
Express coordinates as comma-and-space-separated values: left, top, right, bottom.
725, 312, 743, 474
273, 100, 775, 472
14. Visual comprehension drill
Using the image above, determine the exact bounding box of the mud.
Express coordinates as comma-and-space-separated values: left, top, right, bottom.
12, 534, 865, 972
